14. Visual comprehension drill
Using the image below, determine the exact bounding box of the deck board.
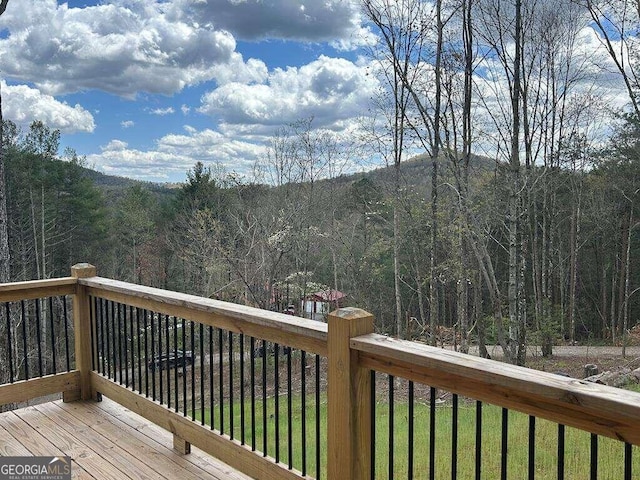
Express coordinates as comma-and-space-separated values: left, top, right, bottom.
0, 398, 251, 480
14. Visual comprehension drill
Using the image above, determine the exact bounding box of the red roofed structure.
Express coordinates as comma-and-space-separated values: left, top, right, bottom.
302, 289, 347, 321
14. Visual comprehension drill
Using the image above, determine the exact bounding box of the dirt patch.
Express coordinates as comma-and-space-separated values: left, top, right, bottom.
526, 352, 640, 380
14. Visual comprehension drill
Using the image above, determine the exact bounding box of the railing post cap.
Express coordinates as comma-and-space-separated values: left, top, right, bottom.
328, 307, 373, 320
71, 263, 97, 278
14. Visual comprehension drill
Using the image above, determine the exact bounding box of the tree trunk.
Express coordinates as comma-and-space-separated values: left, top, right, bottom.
568, 199, 580, 342
506, 0, 524, 365
617, 215, 629, 340
0, 81, 10, 283
457, 228, 469, 353
622, 207, 633, 357
429, 0, 443, 346
611, 253, 618, 343
601, 260, 608, 338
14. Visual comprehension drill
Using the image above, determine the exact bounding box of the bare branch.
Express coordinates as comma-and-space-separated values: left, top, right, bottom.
0, 0, 8, 16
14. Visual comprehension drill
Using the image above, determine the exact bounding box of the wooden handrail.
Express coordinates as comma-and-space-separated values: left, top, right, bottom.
3, 270, 640, 479
79, 276, 328, 356
352, 333, 640, 446
0, 277, 76, 302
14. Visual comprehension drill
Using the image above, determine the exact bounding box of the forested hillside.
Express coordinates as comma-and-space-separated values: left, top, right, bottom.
2, 118, 638, 366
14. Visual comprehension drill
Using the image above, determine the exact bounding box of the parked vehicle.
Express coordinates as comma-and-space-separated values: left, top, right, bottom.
253, 342, 291, 358
148, 350, 194, 372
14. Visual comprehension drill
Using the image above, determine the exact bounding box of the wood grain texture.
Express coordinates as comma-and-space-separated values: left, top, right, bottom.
0, 277, 76, 302
81, 276, 328, 356
72, 264, 97, 400
0, 372, 80, 406
327, 308, 374, 480
353, 333, 640, 445
56, 400, 227, 480
0, 398, 251, 480
91, 372, 312, 480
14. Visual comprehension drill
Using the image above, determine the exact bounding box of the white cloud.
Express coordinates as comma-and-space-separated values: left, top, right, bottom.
181, 104, 191, 115
0, 0, 266, 97
88, 127, 266, 182
2, 81, 95, 133
199, 55, 378, 128
150, 107, 175, 116
121, 120, 135, 128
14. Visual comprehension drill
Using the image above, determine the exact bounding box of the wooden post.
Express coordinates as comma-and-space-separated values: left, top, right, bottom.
67, 263, 97, 402
173, 434, 191, 455
327, 307, 374, 480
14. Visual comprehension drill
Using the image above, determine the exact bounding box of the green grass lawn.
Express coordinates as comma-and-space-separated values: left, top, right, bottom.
194, 394, 638, 479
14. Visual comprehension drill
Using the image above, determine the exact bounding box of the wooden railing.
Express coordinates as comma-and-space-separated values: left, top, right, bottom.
1, 263, 640, 480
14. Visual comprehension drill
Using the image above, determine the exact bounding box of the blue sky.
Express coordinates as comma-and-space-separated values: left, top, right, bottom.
0, 1, 628, 183
0, 0, 377, 182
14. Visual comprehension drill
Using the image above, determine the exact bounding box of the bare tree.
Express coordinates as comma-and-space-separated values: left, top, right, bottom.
577, 0, 640, 117
0, 0, 11, 282
363, 0, 446, 343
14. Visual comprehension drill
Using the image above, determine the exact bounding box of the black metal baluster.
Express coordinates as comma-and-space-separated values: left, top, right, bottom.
129, 306, 135, 391
429, 386, 436, 480
528, 416, 535, 480
389, 375, 394, 480
452, 393, 458, 480
501, 408, 508, 480
240, 333, 245, 444
287, 346, 292, 469
35, 298, 43, 376
106, 300, 112, 379
475, 401, 482, 480
262, 340, 267, 457
209, 325, 214, 430
123, 304, 129, 387
165, 315, 171, 408
557, 424, 565, 480
144, 309, 149, 398
219, 328, 224, 435
117, 302, 123, 385
408, 380, 414, 480
228, 330, 233, 435
111, 301, 117, 382
183, 318, 187, 416
250, 336, 256, 450
200, 323, 205, 426
590, 434, 598, 480
5, 302, 13, 382
49, 297, 56, 374
151, 312, 156, 401
174, 316, 179, 412
275, 343, 280, 463
191, 322, 196, 421
624, 442, 632, 480
64, 298, 71, 372
158, 312, 163, 404
301, 350, 307, 475
21, 300, 29, 380
315, 354, 321, 480
136, 308, 142, 393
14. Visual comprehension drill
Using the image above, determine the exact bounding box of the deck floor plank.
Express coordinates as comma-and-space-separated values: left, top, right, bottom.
0, 422, 37, 456
97, 398, 250, 480
0, 410, 95, 479
12, 406, 123, 479
0, 399, 251, 480
25, 403, 164, 480
54, 400, 224, 480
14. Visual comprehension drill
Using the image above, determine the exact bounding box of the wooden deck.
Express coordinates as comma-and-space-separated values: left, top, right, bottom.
0, 397, 251, 480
